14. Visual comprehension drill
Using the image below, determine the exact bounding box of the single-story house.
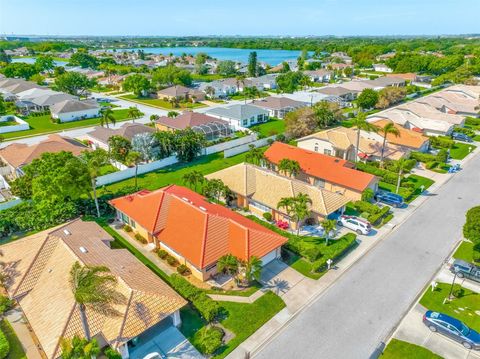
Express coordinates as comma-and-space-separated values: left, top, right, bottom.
245, 74, 278, 90
297, 126, 410, 162
110, 185, 287, 281
279, 91, 344, 107
250, 96, 308, 119
264, 142, 379, 202
0, 134, 88, 177
155, 111, 232, 140
368, 76, 406, 90
206, 104, 269, 130
367, 120, 430, 152
0, 219, 186, 359
303, 69, 333, 83
206, 163, 350, 228
50, 99, 100, 123
418, 85, 480, 118
157, 85, 206, 102
330, 52, 353, 64
373, 64, 393, 73
16, 91, 77, 114
0, 78, 42, 95
198, 79, 238, 98
85, 122, 155, 150
316, 86, 359, 101
386, 73, 418, 82
396, 102, 465, 127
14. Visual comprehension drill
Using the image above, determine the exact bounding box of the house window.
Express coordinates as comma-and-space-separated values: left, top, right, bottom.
249, 200, 270, 212
314, 178, 325, 188
242, 119, 248, 126
324, 149, 332, 156
130, 220, 136, 229
314, 145, 319, 152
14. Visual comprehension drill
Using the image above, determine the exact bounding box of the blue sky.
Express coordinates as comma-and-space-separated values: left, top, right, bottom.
1, 0, 479, 36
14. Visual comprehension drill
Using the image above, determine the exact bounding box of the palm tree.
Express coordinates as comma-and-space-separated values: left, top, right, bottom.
395, 158, 408, 194
244, 256, 262, 284
82, 149, 109, 218
217, 254, 239, 276
150, 114, 159, 126
379, 122, 401, 166
99, 107, 116, 128
205, 86, 215, 99
277, 197, 295, 228
245, 145, 265, 166
351, 112, 380, 168
321, 219, 337, 245
182, 170, 205, 192
69, 262, 125, 341
127, 106, 142, 123
278, 159, 300, 177
292, 193, 312, 235
60, 336, 100, 359
235, 75, 246, 103
126, 151, 143, 189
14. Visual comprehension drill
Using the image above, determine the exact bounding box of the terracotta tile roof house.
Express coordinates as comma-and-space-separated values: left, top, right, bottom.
157, 85, 205, 102
0, 134, 88, 177
0, 220, 186, 359
250, 96, 308, 119
206, 163, 350, 227
369, 120, 430, 152
109, 185, 287, 281
155, 111, 232, 140
86, 123, 155, 150
264, 142, 378, 201
297, 126, 410, 162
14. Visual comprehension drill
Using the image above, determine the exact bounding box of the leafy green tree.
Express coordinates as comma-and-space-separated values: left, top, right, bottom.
276, 71, 306, 93
152, 65, 192, 87
35, 55, 55, 72
100, 107, 117, 128
182, 170, 205, 191
217, 254, 239, 276
154, 131, 176, 158
0, 49, 11, 64
351, 112, 379, 167
378, 122, 400, 165
216, 60, 237, 76
30, 73, 45, 85
0, 95, 6, 115
281, 61, 291, 73
55, 72, 94, 97
127, 106, 142, 122
60, 336, 100, 359
69, 262, 125, 340
174, 128, 206, 162
463, 206, 480, 246
125, 151, 143, 189
122, 74, 150, 97
203, 178, 227, 202
1, 62, 39, 79
82, 149, 109, 217
321, 219, 337, 245
167, 111, 179, 118
357, 88, 379, 110
68, 52, 99, 69
284, 107, 317, 139
376, 87, 407, 109
248, 51, 258, 77
108, 135, 131, 163
313, 100, 343, 128
292, 193, 312, 235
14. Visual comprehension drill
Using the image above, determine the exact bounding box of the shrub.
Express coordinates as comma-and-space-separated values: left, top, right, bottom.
193, 326, 224, 355
177, 264, 191, 275
123, 224, 132, 232
368, 206, 390, 225
104, 348, 122, 359
453, 126, 476, 137
382, 214, 394, 225
0, 296, 14, 314
362, 188, 375, 202
134, 233, 147, 244
166, 255, 179, 266
262, 212, 273, 221
425, 161, 438, 170
0, 328, 9, 359
304, 247, 322, 262
430, 136, 454, 149
410, 152, 436, 163
382, 172, 399, 185
463, 206, 480, 245
354, 201, 381, 215
156, 249, 168, 259
465, 117, 480, 126
436, 149, 448, 163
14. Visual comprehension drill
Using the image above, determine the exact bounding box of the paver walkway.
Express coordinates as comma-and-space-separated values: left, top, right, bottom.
5, 309, 42, 359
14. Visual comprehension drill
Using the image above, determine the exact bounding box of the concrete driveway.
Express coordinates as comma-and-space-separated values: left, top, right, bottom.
394, 304, 480, 359
260, 259, 306, 296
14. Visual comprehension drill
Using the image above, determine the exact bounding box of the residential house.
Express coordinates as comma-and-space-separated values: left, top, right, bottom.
303, 69, 333, 83
367, 120, 430, 152
396, 102, 465, 127
0, 78, 42, 97
279, 91, 344, 107
386, 73, 418, 82
0, 220, 186, 359
368, 76, 406, 90
250, 96, 308, 119
50, 99, 100, 123
330, 52, 353, 64
316, 86, 359, 101
110, 185, 287, 281
206, 163, 350, 228
198, 79, 238, 98
376, 52, 396, 62
373, 64, 393, 73
206, 104, 269, 129
264, 142, 379, 201
85, 123, 155, 150
245, 74, 278, 90
157, 85, 206, 102
418, 85, 480, 117
155, 111, 232, 140
297, 126, 410, 162
16, 89, 76, 115
0, 134, 88, 177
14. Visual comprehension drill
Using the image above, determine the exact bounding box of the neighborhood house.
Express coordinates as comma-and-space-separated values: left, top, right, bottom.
206, 104, 269, 129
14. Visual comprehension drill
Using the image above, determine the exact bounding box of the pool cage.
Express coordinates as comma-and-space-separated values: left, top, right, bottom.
191, 121, 233, 141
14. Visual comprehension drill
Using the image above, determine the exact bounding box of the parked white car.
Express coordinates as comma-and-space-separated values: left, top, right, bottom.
337, 215, 372, 235
143, 353, 164, 359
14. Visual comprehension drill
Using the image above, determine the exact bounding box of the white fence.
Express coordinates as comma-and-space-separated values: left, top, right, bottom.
0, 198, 22, 211
224, 136, 275, 158
202, 134, 257, 155
0, 115, 29, 134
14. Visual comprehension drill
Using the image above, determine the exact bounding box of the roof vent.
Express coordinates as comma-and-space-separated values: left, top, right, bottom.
79, 246, 88, 254
199, 206, 207, 211
182, 197, 189, 202
63, 229, 71, 236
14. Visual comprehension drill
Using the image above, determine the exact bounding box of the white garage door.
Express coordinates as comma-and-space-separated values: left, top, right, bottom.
261, 249, 278, 266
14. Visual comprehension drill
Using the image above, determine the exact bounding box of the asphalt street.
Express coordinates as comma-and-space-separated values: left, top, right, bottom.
254, 151, 480, 359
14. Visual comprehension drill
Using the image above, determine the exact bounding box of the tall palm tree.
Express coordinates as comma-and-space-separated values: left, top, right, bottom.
205, 86, 215, 99
278, 159, 301, 177
244, 256, 262, 284
82, 149, 109, 218
395, 158, 408, 194
321, 219, 337, 246
293, 193, 312, 235
100, 108, 116, 128
126, 151, 143, 189
127, 106, 142, 123
277, 197, 295, 228
69, 262, 125, 341
150, 114, 159, 126
245, 145, 265, 166
379, 122, 401, 166
182, 170, 205, 191
351, 112, 380, 168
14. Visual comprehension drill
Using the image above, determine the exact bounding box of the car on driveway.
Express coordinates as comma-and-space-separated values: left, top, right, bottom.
450, 259, 480, 283
452, 132, 473, 143
337, 215, 372, 235
374, 191, 404, 208
423, 311, 480, 349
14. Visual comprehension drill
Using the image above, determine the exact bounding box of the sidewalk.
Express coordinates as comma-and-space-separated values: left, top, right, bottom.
5, 309, 43, 359
226, 148, 479, 359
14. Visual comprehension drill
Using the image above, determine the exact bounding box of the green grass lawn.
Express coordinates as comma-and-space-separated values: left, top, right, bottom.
214, 291, 286, 359
191, 73, 226, 82
474, 135, 480, 142
250, 118, 285, 137
99, 151, 248, 195
453, 241, 475, 263
449, 142, 476, 160
379, 174, 434, 203
98, 164, 118, 176
206, 281, 262, 297
381, 339, 442, 359
419, 282, 480, 332
0, 320, 27, 359
1, 109, 132, 140
120, 94, 206, 110
283, 252, 322, 279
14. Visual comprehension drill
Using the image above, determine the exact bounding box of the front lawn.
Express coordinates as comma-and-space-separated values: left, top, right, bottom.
419, 282, 480, 332
452, 241, 477, 263
250, 118, 285, 137
449, 142, 476, 160
0, 320, 27, 359
474, 135, 480, 142
120, 94, 206, 110
1, 109, 133, 140
98, 164, 118, 176
379, 174, 434, 203
381, 339, 442, 359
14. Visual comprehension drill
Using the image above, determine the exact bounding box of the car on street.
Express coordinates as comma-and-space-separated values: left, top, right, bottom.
450, 259, 480, 283
374, 191, 404, 208
143, 353, 164, 359
423, 311, 480, 349
337, 215, 372, 235
452, 132, 473, 143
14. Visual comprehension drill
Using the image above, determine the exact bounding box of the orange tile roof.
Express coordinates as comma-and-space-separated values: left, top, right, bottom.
264, 142, 376, 192
371, 119, 430, 149
110, 185, 287, 269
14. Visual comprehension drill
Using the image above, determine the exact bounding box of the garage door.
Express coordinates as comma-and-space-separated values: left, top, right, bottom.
261, 250, 278, 266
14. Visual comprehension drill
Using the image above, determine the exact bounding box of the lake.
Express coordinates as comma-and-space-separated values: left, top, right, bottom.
11, 57, 68, 66
117, 47, 304, 65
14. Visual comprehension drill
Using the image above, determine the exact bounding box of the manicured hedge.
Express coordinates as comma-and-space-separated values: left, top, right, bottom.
192, 326, 224, 355
0, 328, 9, 359
356, 162, 399, 185
368, 206, 390, 225
410, 151, 437, 163
430, 136, 454, 149
310, 233, 358, 272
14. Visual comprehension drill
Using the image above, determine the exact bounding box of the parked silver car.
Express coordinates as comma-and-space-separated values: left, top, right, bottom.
337, 215, 372, 235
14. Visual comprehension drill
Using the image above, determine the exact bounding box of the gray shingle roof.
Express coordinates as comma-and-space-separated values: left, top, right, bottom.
206, 104, 269, 120
50, 99, 99, 114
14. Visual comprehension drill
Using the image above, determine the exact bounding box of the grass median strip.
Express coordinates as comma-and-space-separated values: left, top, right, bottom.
381, 339, 442, 359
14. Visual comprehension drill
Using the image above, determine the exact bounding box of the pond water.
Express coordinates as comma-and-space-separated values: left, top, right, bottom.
11, 57, 68, 66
